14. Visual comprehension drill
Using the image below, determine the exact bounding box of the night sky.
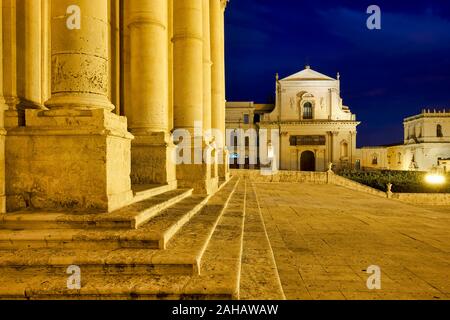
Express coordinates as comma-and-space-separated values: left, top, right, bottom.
224, 0, 450, 147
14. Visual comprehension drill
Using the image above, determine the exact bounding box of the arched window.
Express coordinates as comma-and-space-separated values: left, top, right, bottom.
398, 152, 402, 164
303, 102, 313, 119
437, 124, 443, 137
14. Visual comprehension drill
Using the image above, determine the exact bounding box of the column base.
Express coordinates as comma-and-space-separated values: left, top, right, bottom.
177, 163, 219, 195
0, 196, 5, 214
4, 110, 21, 129
131, 132, 177, 186
0, 129, 5, 214
175, 142, 218, 195
5, 109, 134, 213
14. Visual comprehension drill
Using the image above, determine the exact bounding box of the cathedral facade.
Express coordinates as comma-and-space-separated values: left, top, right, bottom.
244, 66, 360, 172
0, 0, 230, 214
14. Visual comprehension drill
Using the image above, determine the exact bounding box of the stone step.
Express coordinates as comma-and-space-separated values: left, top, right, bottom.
0, 177, 245, 299
239, 181, 286, 300
0, 273, 232, 300
131, 182, 177, 204
0, 177, 240, 277
0, 189, 193, 230
0, 195, 209, 250
182, 178, 247, 300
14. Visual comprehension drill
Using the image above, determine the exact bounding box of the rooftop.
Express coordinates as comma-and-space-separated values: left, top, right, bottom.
280, 65, 337, 81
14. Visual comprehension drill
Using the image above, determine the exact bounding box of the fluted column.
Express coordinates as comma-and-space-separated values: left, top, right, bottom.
210, 0, 229, 180
45, 0, 113, 110
173, 0, 217, 194
125, 0, 176, 186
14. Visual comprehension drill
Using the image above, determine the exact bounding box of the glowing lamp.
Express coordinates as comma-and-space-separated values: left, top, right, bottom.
425, 173, 446, 185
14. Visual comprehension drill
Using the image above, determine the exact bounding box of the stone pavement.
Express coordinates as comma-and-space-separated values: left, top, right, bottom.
250, 182, 450, 300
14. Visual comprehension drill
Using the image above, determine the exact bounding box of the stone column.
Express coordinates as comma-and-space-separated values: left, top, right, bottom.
331, 131, 340, 167
110, 0, 121, 115
0, 3, 7, 213
210, 0, 229, 180
173, 0, 217, 194
167, 0, 174, 130
202, 0, 212, 134
125, 0, 176, 187
5, 0, 134, 213
3, 0, 20, 128
203, 0, 218, 179
17, 0, 43, 109
45, 0, 113, 110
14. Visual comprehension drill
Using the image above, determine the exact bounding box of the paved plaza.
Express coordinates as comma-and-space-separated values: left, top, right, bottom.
251, 182, 450, 300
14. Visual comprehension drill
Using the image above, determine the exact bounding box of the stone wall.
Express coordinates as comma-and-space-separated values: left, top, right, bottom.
329, 174, 387, 198
230, 169, 328, 184
231, 169, 450, 205
391, 193, 450, 206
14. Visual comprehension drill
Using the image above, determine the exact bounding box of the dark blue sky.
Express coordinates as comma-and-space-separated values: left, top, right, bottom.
224, 0, 450, 147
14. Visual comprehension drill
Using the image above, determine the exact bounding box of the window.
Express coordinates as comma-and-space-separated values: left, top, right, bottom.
303, 102, 313, 119
398, 152, 402, 164
437, 124, 443, 137
372, 154, 378, 165
243, 114, 249, 124
290, 135, 326, 146
289, 136, 296, 146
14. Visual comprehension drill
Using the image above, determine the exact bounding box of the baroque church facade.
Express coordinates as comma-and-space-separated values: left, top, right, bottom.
226, 66, 360, 172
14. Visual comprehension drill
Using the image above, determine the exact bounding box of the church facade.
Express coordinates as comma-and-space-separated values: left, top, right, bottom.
0, 0, 230, 214
226, 66, 360, 172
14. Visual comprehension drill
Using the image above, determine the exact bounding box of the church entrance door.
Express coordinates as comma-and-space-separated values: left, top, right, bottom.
300, 151, 316, 171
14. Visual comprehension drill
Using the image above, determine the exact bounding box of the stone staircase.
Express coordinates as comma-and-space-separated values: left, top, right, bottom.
0, 177, 251, 299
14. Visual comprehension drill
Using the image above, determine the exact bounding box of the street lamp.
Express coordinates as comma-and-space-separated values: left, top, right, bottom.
425, 173, 446, 185
425, 166, 446, 185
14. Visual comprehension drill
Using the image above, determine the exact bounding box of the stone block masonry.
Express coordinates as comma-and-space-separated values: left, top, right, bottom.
2, 0, 231, 213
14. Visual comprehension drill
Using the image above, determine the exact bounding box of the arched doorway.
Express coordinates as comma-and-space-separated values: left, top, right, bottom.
300, 151, 315, 171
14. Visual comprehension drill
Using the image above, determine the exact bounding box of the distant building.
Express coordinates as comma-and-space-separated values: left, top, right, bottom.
225, 102, 273, 168
359, 109, 450, 172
